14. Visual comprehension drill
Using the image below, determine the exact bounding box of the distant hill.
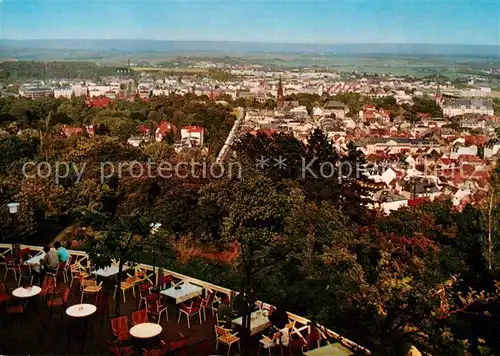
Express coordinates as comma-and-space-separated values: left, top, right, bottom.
1, 39, 499, 57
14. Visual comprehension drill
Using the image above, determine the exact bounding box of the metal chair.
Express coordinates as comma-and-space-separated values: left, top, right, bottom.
177, 300, 201, 329
215, 326, 241, 356
146, 294, 168, 324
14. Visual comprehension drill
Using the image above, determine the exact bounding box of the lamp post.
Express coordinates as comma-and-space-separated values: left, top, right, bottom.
7, 202, 20, 264
149, 222, 162, 289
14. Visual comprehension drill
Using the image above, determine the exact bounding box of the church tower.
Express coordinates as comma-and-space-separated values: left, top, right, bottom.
435, 84, 444, 107
277, 75, 284, 108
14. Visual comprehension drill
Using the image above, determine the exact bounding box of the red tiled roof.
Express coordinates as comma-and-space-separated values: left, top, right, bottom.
408, 197, 425, 207
138, 125, 150, 134
458, 154, 482, 163
462, 164, 476, 174
452, 172, 466, 184
439, 166, 485, 184
182, 126, 204, 133
380, 109, 391, 117
464, 135, 488, 146
157, 121, 176, 134
209, 89, 225, 100
470, 170, 490, 181
438, 158, 456, 166
250, 129, 276, 137
366, 154, 384, 162
364, 112, 375, 120
395, 170, 406, 179
87, 97, 113, 108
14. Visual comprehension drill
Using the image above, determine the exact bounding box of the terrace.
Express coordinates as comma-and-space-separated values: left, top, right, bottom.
0, 244, 369, 355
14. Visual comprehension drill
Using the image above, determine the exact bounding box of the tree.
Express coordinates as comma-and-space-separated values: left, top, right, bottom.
412, 96, 443, 117
162, 132, 175, 145
493, 98, 500, 117
301, 128, 341, 202
200, 163, 304, 353
339, 141, 375, 224
233, 131, 306, 181
321, 222, 500, 355
0, 136, 39, 173
141, 141, 175, 162
95, 116, 137, 141
76, 207, 151, 316
234, 129, 373, 220
201, 164, 303, 288
0, 61, 117, 81
0, 195, 37, 244
486, 159, 500, 273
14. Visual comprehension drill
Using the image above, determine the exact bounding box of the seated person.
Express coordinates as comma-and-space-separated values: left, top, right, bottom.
268, 305, 289, 329
231, 288, 253, 316
279, 326, 290, 347
40, 245, 59, 271
54, 241, 69, 263
38, 245, 59, 284
231, 292, 244, 315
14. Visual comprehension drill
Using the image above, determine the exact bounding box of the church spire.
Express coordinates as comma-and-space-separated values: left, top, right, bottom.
277, 75, 284, 108
435, 83, 444, 107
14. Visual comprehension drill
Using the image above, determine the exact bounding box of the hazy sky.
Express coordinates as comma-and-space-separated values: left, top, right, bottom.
2, 0, 499, 45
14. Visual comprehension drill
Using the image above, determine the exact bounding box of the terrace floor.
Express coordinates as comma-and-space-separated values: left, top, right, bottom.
0, 268, 270, 356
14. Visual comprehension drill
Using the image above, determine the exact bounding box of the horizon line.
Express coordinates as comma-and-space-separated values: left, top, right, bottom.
3, 38, 500, 47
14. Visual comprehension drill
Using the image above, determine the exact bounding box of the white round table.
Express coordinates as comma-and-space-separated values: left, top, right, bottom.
130, 323, 162, 339
12, 286, 42, 298
66, 303, 97, 318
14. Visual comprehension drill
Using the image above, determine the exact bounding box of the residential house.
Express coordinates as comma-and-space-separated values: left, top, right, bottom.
127, 135, 152, 147
86, 96, 113, 108
372, 190, 408, 214
181, 126, 205, 147
155, 121, 176, 142
323, 101, 349, 119
60, 125, 95, 137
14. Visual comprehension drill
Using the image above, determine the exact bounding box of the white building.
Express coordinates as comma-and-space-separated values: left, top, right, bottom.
19, 86, 53, 99
442, 99, 494, 117
53, 88, 73, 99
87, 86, 113, 97
71, 85, 88, 97
323, 101, 349, 120
459, 87, 491, 98
180, 126, 205, 146
127, 136, 151, 147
